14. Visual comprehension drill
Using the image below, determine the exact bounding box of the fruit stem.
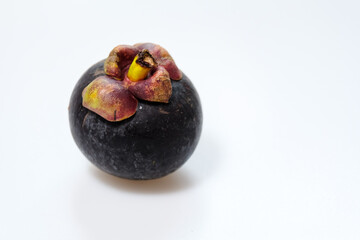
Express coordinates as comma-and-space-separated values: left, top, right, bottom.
127, 49, 157, 82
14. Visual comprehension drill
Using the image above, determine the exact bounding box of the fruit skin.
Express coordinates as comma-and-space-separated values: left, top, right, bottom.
69, 60, 203, 180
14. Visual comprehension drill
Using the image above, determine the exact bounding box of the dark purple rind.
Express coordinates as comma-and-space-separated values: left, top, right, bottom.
69, 60, 203, 180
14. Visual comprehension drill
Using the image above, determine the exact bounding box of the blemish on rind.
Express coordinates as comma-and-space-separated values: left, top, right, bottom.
93, 68, 105, 77
82, 112, 89, 128
159, 108, 169, 114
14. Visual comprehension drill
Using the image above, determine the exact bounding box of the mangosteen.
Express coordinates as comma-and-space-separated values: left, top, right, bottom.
69, 43, 202, 180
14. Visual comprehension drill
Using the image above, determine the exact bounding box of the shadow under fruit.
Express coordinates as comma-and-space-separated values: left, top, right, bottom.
69, 43, 202, 180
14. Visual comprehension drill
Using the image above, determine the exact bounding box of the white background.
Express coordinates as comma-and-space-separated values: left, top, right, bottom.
0, 0, 359, 239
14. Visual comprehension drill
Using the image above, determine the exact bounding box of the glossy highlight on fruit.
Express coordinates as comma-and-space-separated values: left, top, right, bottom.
69, 43, 202, 180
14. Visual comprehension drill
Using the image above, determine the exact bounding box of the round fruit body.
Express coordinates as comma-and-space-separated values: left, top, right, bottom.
69, 60, 203, 180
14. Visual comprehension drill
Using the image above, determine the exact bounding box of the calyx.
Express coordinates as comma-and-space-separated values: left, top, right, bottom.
82, 43, 182, 122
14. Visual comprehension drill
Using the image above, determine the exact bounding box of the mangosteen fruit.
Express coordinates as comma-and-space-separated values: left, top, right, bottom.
69, 43, 202, 180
